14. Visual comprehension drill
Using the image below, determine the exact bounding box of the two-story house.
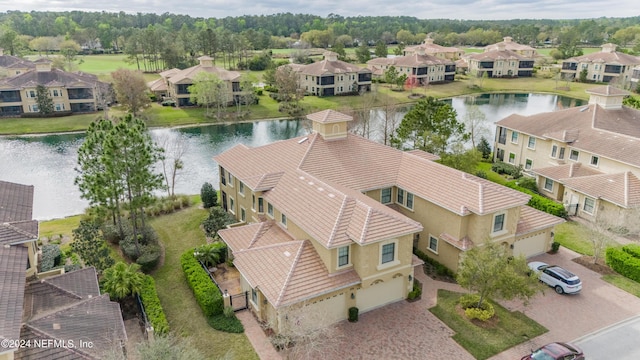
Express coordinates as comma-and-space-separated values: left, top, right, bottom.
366, 48, 456, 85
0, 59, 109, 116
485, 37, 538, 58
403, 38, 465, 60
149, 56, 243, 107
465, 43, 535, 78
561, 43, 640, 86
494, 85, 640, 224
286, 52, 372, 96
0, 48, 35, 78
214, 109, 562, 333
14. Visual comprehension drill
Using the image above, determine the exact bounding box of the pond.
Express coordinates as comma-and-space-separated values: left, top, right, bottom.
0, 93, 583, 220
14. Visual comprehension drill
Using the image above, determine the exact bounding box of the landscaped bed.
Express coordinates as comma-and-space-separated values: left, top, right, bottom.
429, 289, 547, 360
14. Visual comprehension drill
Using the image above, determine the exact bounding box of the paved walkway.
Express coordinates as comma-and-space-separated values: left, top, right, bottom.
236, 310, 282, 360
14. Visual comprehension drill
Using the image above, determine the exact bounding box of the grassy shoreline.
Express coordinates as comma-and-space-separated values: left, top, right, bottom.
0, 77, 595, 136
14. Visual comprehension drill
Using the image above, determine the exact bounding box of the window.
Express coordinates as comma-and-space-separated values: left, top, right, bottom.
241, 208, 246, 222
338, 246, 349, 267
381, 187, 392, 204
228, 172, 234, 187
239, 182, 244, 196
281, 213, 287, 227
397, 188, 404, 204
493, 213, 505, 233
251, 288, 258, 304
527, 136, 536, 149
583, 197, 595, 214
570, 150, 579, 161
559, 147, 565, 160
52, 89, 60, 97
406, 192, 414, 210
229, 197, 235, 214
544, 178, 554, 191
511, 131, 519, 143
525, 159, 533, 170
428, 235, 438, 253
551, 145, 557, 158
55, 103, 64, 111
381, 243, 395, 264
590, 155, 599, 167
220, 167, 226, 185
267, 203, 273, 217
28, 90, 35, 98
258, 197, 264, 213
508, 152, 516, 164
29, 104, 39, 112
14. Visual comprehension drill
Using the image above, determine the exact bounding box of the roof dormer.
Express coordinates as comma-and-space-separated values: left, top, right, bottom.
34, 58, 52, 72
323, 51, 338, 62
586, 85, 628, 109
307, 109, 353, 141
198, 56, 214, 67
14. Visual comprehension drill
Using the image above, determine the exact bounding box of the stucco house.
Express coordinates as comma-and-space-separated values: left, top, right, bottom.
366, 49, 456, 85
148, 56, 242, 107
632, 65, 640, 90
494, 85, 640, 225
0, 59, 109, 117
403, 38, 464, 60
214, 109, 562, 333
561, 43, 640, 86
285, 52, 372, 96
0, 48, 35, 78
465, 43, 535, 78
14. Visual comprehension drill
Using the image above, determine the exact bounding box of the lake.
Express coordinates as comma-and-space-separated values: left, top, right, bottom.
0, 93, 583, 220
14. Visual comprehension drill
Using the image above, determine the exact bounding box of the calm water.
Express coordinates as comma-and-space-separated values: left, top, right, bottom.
0, 93, 583, 220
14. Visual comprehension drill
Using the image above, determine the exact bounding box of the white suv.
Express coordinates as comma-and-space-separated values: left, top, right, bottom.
528, 261, 582, 294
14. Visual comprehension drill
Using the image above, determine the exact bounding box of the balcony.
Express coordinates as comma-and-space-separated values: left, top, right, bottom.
498, 135, 506, 145
0, 91, 22, 103
358, 73, 372, 82
319, 76, 335, 86
519, 61, 534, 69
562, 62, 577, 71
67, 88, 94, 100
479, 62, 494, 69
445, 65, 456, 73
176, 84, 190, 95
604, 65, 622, 74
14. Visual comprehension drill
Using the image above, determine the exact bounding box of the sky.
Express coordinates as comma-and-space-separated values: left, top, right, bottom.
1, 0, 639, 20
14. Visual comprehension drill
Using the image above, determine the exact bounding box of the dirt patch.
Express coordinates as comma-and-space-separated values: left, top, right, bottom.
572, 255, 616, 275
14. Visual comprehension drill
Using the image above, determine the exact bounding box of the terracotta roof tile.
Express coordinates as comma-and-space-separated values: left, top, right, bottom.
563, 172, 640, 208
0, 180, 34, 223
219, 221, 292, 252
467, 49, 532, 61
367, 54, 454, 68
516, 206, 565, 236
439, 233, 474, 251
565, 49, 640, 66
292, 59, 370, 76
306, 109, 353, 124
533, 163, 603, 181
0, 245, 28, 349
167, 63, 241, 83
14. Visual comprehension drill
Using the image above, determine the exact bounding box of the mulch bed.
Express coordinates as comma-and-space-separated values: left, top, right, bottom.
572, 255, 616, 275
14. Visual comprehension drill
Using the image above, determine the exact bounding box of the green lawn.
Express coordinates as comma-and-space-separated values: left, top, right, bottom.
76, 54, 139, 74
475, 162, 509, 185
553, 221, 595, 256
602, 274, 640, 297
429, 290, 547, 360
40, 215, 82, 239
149, 202, 258, 360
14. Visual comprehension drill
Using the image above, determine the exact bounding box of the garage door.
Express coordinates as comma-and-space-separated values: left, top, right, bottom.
305, 292, 347, 325
513, 232, 547, 258
356, 276, 404, 313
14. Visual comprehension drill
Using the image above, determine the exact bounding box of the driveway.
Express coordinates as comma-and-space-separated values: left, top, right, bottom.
490, 247, 640, 360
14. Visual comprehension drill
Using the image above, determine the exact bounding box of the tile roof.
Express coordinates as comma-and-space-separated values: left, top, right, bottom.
439, 233, 473, 251
586, 85, 629, 97
18, 268, 126, 359
147, 78, 167, 92
0, 68, 104, 89
0, 55, 35, 70
565, 49, 640, 66
404, 40, 463, 55
232, 239, 360, 308
516, 206, 565, 236
166, 63, 241, 84
306, 109, 353, 124
562, 172, 640, 208
496, 103, 640, 168
485, 37, 536, 52
0, 220, 38, 246
533, 163, 603, 182
292, 58, 370, 76
0, 245, 28, 350
219, 221, 292, 252
14, 326, 93, 360
367, 54, 454, 68
467, 49, 532, 61
0, 180, 34, 223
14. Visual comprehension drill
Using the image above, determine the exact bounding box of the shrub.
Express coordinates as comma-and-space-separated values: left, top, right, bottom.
491, 162, 523, 178
407, 279, 422, 300
504, 182, 568, 218
41, 244, 62, 272
102, 224, 122, 244
139, 275, 169, 335
202, 207, 236, 237
551, 242, 561, 253
136, 245, 162, 273
413, 248, 456, 278
201, 182, 218, 208
179, 195, 191, 208
348, 307, 359, 322
181, 249, 224, 317
475, 170, 488, 179
223, 306, 235, 318
606, 247, 640, 282
207, 313, 244, 333
64, 263, 82, 272
516, 177, 539, 194
194, 242, 227, 267
459, 294, 495, 321
120, 235, 141, 260
623, 244, 640, 258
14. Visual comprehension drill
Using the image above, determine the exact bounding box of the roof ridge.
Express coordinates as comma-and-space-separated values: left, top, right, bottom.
22, 324, 96, 359
360, 206, 373, 244
328, 196, 349, 247
625, 171, 630, 206
249, 221, 272, 248
235, 239, 302, 254
1, 222, 37, 240
27, 291, 105, 323
297, 133, 319, 170
275, 240, 306, 307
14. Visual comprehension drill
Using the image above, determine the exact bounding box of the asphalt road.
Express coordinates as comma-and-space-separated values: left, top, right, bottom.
574, 315, 640, 359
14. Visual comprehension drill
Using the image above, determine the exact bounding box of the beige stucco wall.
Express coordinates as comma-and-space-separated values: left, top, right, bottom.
299, 72, 364, 96
25, 241, 38, 277
312, 121, 348, 140
0, 350, 15, 360
19, 86, 95, 113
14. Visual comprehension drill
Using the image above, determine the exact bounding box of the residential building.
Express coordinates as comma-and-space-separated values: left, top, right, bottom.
630, 65, 640, 91
403, 38, 464, 60
0, 59, 109, 117
485, 37, 538, 58
214, 109, 562, 334
366, 49, 456, 85
561, 43, 640, 86
465, 43, 534, 78
494, 85, 640, 224
287, 52, 372, 96
0, 48, 35, 78
150, 56, 242, 107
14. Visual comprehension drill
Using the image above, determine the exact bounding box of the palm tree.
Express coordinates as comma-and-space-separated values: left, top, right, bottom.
101, 262, 144, 300
193, 242, 226, 268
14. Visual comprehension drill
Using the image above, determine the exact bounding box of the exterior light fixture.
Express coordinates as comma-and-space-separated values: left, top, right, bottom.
350, 293, 355, 299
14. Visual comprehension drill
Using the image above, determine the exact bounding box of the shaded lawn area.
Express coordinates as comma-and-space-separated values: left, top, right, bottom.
553, 221, 594, 256
149, 203, 258, 360
429, 289, 547, 360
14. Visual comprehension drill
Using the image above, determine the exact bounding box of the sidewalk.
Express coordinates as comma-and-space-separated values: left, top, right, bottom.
236, 311, 282, 360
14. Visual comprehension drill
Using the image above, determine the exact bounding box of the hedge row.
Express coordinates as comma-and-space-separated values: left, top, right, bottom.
139, 275, 169, 335
606, 245, 640, 282
207, 313, 244, 333
505, 182, 568, 218
180, 249, 224, 317
414, 248, 456, 278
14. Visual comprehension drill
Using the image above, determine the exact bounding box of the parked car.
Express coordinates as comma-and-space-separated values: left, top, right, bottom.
528, 261, 582, 294
521, 342, 584, 360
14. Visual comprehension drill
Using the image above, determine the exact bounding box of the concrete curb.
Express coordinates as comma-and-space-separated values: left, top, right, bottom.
573, 314, 640, 344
